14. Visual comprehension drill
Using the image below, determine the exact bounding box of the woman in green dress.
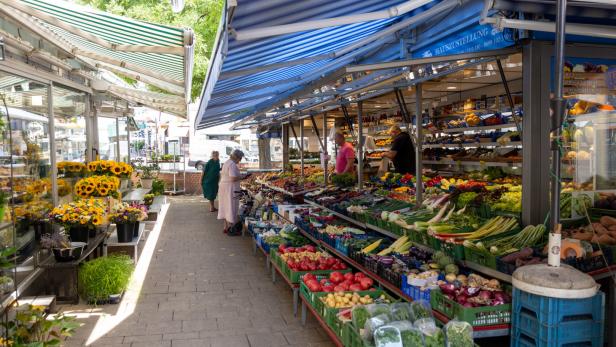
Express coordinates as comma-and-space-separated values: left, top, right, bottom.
201, 151, 221, 212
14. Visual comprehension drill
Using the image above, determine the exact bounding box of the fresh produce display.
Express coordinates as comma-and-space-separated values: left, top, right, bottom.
321, 292, 382, 308
279, 247, 348, 271
303, 272, 375, 293
331, 173, 355, 188
563, 216, 616, 246
594, 192, 616, 210
464, 224, 546, 256
444, 321, 474, 347
437, 273, 509, 307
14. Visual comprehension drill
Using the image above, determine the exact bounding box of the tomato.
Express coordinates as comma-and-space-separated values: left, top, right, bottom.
305, 245, 316, 252
359, 277, 374, 290
303, 273, 316, 283
354, 272, 366, 282
349, 284, 362, 292
343, 273, 354, 282
319, 279, 329, 286
329, 271, 344, 284
333, 285, 345, 292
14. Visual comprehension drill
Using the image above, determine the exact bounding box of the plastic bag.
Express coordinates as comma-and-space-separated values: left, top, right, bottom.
444, 320, 474, 347
352, 304, 390, 330
414, 318, 445, 347
390, 302, 413, 322
410, 300, 433, 321
362, 314, 391, 342
375, 321, 425, 347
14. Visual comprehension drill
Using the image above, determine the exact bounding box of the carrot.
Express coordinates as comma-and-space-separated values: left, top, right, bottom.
597, 234, 616, 245
600, 216, 616, 227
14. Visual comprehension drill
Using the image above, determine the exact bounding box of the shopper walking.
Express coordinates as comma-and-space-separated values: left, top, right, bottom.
383, 125, 415, 174
218, 149, 244, 233
201, 151, 221, 212
334, 131, 355, 174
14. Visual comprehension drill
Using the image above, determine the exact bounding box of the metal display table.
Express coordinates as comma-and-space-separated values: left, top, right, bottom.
103, 222, 145, 263
122, 188, 152, 203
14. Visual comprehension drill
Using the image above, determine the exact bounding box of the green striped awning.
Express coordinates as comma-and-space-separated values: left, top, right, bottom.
2, 0, 193, 106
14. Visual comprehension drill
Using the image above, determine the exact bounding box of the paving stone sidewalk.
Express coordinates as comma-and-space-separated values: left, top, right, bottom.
61, 196, 334, 347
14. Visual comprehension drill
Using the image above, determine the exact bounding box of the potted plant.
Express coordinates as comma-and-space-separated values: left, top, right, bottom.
0, 247, 16, 294
40, 232, 86, 262
48, 199, 106, 244
78, 255, 134, 304
109, 203, 148, 242
1, 304, 79, 345
13, 200, 53, 241
137, 164, 159, 189
143, 193, 154, 206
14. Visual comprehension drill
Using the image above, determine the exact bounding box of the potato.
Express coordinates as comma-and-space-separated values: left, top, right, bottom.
598, 234, 616, 245
592, 223, 609, 235
600, 216, 616, 227
608, 225, 616, 232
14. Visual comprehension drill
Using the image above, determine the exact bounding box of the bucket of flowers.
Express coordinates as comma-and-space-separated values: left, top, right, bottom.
109, 203, 148, 243
48, 199, 107, 244
13, 200, 53, 241
87, 160, 133, 190
57, 161, 87, 178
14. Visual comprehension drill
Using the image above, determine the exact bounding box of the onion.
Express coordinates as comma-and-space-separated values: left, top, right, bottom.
463, 302, 474, 307
440, 283, 456, 295
492, 291, 507, 302
445, 293, 455, 301
455, 294, 468, 305
464, 287, 480, 297
492, 298, 506, 306
478, 290, 493, 300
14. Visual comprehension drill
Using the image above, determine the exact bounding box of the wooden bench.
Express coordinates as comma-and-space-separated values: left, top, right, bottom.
103, 222, 146, 263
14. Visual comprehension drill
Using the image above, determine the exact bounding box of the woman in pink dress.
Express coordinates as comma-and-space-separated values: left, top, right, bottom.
217, 149, 244, 233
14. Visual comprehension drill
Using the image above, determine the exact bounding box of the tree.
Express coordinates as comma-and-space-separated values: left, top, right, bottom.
78, 0, 223, 101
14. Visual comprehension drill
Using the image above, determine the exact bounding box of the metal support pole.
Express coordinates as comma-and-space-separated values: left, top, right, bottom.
357, 101, 364, 189
496, 59, 522, 133
415, 84, 423, 208
47, 84, 58, 207
92, 106, 99, 160
282, 123, 290, 171
126, 118, 131, 164
115, 117, 121, 161
85, 96, 92, 162
550, 0, 567, 230
309, 115, 324, 151
323, 113, 328, 185
299, 119, 304, 177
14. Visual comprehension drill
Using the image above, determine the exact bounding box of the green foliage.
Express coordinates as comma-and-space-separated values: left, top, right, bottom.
0, 246, 16, 269
1, 304, 80, 346
79, 255, 134, 303
78, 0, 224, 100
151, 179, 165, 195
137, 163, 159, 179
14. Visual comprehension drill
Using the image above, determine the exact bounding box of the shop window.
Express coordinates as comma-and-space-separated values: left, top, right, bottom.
0, 71, 53, 298
559, 57, 616, 218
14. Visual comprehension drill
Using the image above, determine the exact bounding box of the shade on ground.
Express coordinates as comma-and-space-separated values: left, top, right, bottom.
59, 196, 334, 347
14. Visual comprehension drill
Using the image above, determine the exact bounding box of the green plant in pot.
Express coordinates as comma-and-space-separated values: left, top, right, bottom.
137, 164, 159, 189
1, 304, 79, 346
0, 247, 16, 294
79, 255, 134, 304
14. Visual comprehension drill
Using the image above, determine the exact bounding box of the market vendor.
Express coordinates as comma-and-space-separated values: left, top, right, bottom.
382, 125, 415, 174
334, 131, 355, 174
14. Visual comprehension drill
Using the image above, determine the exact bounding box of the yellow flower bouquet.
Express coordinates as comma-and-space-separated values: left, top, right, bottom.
58, 161, 86, 177
14, 200, 54, 222
87, 160, 133, 178
75, 176, 120, 199
49, 198, 107, 230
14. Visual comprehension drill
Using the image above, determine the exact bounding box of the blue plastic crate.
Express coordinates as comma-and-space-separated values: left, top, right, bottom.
512, 327, 603, 347
335, 238, 349, 256
401, 275, 432, 302
513, 288, 605, 324
512, 312, 603, 347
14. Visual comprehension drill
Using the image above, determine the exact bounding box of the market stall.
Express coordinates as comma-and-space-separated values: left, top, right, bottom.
198, 0, 616, 345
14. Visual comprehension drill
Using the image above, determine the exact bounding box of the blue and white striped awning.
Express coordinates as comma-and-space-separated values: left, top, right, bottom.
196, 0, 444, 129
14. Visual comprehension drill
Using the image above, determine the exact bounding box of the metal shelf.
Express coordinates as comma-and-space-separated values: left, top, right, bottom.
423, 159, 522, 167
423, 142, 522, 149
426, 124, 518, 134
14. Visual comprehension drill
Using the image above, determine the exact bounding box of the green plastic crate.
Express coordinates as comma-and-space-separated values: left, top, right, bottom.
415, 229, 430, 247
343, 322, 373, 347
428, 234, 442, 251
440, 241, 465, 260
463, 246, 497, 269
431, 289, 511, 327
282, 263, 352, 284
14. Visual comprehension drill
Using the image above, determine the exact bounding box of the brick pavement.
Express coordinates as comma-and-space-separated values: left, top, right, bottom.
61, 196, 334, 347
